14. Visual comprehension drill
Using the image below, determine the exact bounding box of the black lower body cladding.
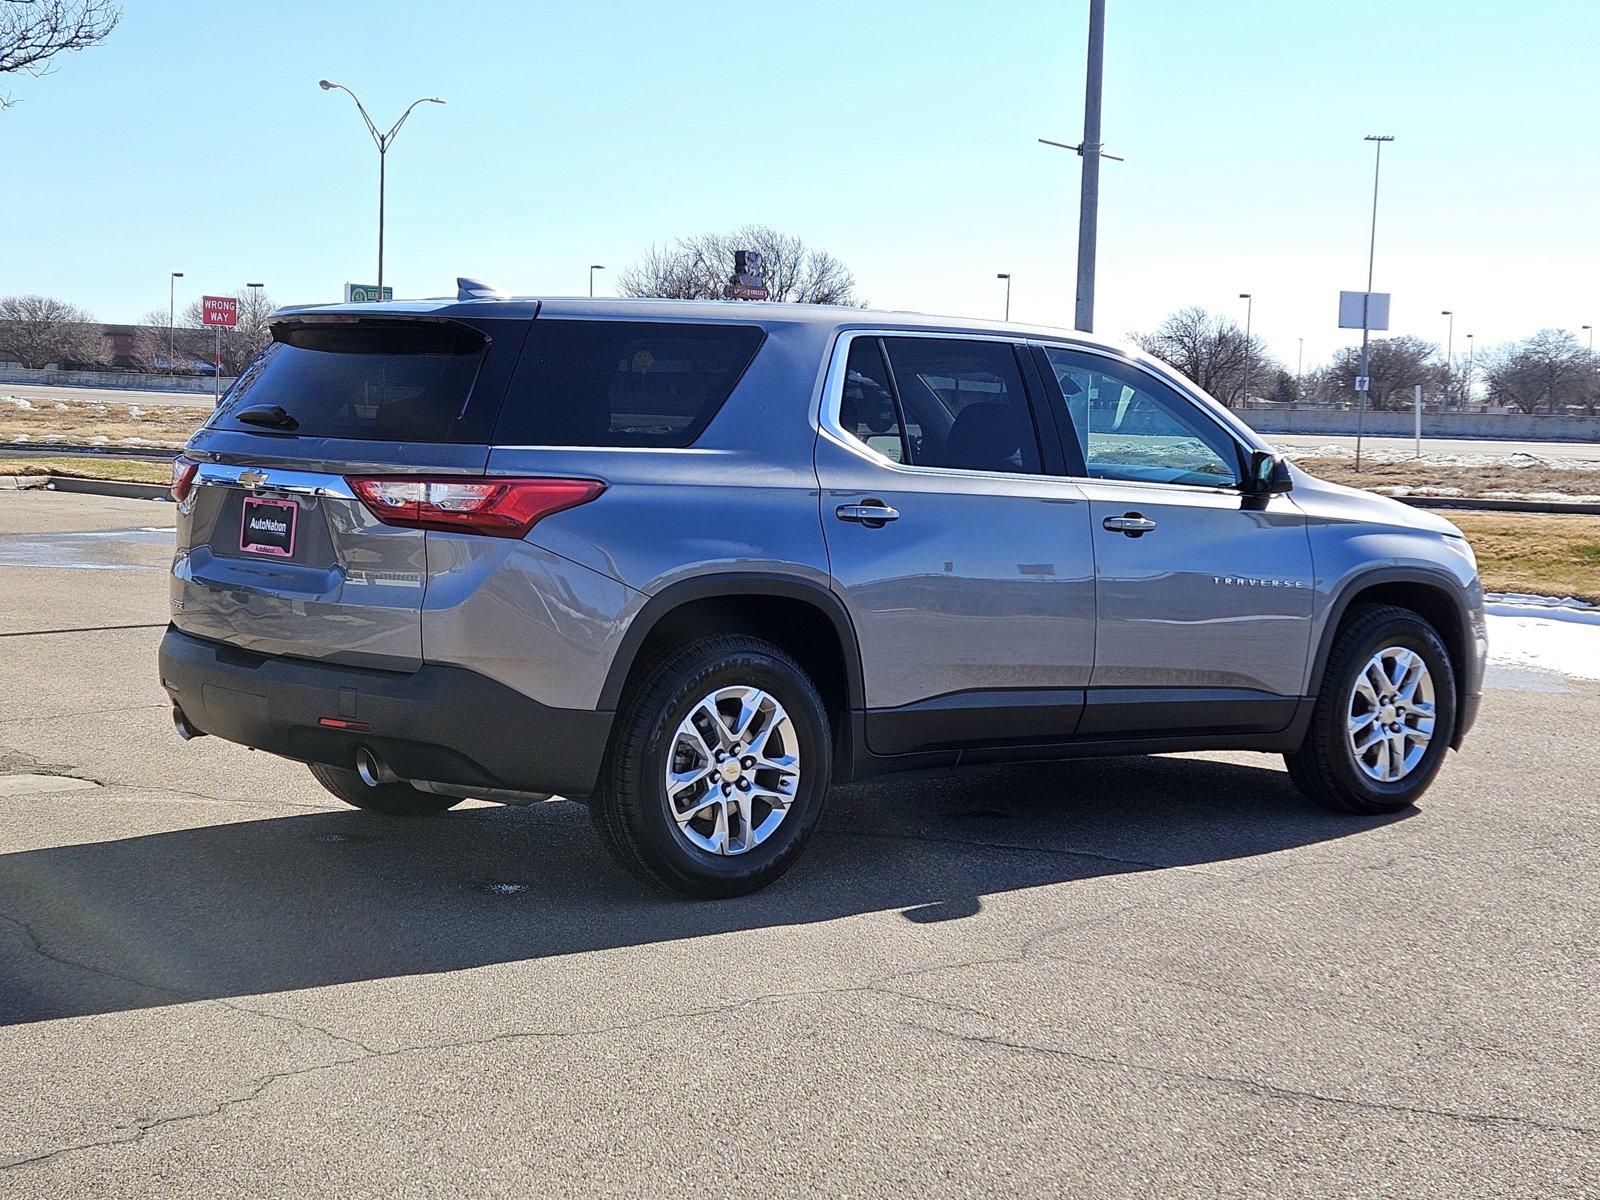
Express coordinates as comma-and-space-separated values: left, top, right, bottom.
158, 626, 613, 797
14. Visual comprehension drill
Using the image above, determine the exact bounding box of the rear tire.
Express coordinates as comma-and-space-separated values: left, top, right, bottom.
307, 762, 462, 816
1286, 604, 1457, 814
591, 634, 832, 898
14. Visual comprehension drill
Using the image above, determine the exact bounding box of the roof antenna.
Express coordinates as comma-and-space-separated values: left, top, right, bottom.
457, 276, 508, 301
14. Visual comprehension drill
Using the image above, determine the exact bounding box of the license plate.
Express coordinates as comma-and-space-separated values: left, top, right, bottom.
239, 496, 298, 557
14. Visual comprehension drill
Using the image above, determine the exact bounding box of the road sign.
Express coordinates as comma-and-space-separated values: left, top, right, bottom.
201, 295, 239, 327
1338, 290, 1390, 330
1354, 376, 1371, 392
344, 283, 394, 303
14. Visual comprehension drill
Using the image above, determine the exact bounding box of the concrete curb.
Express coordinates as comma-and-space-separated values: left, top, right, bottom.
0, 443, 179, 462
1400, 496, 1600, 516
43, 476, 172, 502
0, 474, 49, 491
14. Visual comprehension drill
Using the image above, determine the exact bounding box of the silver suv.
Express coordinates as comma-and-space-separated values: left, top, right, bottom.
161, 297, 1486, 897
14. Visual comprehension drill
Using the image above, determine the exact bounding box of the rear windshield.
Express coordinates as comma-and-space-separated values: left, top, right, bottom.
212, 319, 487, 442
494, 320, 765, 447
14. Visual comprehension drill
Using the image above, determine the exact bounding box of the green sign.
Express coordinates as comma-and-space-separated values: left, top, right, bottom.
344, 284, 394, 303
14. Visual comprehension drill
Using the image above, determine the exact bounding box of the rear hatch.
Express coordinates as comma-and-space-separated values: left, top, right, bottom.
172, 312, 527, 671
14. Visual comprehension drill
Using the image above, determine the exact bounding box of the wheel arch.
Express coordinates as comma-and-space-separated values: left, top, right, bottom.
1310, 566, 1473, 744
598, 574, 866, 720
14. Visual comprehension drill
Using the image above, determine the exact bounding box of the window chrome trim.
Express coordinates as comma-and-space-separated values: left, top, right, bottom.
817, 327, 1068, 484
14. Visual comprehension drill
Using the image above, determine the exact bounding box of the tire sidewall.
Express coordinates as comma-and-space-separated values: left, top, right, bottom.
1326, 615, 1457, 805
625, 645, 831, 894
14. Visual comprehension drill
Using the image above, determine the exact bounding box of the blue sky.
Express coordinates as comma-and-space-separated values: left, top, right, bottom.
3, 0, 1596, 370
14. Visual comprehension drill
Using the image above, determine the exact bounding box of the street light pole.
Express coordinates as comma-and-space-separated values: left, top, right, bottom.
1440, 310, 1454, 408
1584, 324, 1594, 354
1239, 293, 1253, 405
319, 80, 446, 296
168, 271, 184, 370
1464, 334, 1475, 409
1297, 337, 1304, 392
589, 264, 605, 298
996, 272, 1012, 321
1355, 134, 1394, 472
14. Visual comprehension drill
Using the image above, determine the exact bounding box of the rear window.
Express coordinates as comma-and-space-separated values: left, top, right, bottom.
212, 319, 487, 442
494, 320, 765, 448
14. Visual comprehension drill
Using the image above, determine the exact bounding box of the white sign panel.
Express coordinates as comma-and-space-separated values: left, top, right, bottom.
1338, 290, 1390, 330
1354, 376, 1371, 392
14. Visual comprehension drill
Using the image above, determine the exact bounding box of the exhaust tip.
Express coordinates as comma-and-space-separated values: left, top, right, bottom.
355, 746, 398, 788
172, 707, 206, 741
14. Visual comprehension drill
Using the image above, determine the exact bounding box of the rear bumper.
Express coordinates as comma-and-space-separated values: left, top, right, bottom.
158, 626, 612, 797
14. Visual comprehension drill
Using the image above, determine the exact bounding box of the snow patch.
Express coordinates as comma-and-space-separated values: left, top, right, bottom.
1279, 443, 1600, 472
1486, 595, 1600, 682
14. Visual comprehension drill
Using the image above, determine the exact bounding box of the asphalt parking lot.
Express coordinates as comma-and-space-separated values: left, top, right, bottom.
0, 490, 1595, 1198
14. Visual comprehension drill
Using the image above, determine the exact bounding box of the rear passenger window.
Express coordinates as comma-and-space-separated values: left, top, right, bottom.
839, 338, 906, 462
495, 320, 765, 447
881, 338, 1042, 475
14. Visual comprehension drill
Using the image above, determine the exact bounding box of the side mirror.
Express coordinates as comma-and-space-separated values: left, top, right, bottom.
1246, 450, 1293, 495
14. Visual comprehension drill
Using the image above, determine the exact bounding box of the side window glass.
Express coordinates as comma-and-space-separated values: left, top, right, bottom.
881, 338, 1042, 475
1040, 348, 1239, 488
839, 338, 906, 462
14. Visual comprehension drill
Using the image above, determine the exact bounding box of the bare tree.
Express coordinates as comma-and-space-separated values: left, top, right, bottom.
182, 287, 276, 374
0, 294, 102, 368
0, 1, 120, 108
1130, 306, 1277, 406
129, 307, 207, 374
1482, 329, 1593, 415
617, 224, 859, 305
1305, 336, 1441, 410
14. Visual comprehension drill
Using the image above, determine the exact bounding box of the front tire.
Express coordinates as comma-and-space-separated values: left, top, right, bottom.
307, 763, 462, 816
1286, 604, 1457, 814
591, 635, 832, 898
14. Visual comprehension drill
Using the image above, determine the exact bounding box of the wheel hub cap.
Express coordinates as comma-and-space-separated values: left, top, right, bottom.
664, 686, 801, 856
1347, 646, 1436, 784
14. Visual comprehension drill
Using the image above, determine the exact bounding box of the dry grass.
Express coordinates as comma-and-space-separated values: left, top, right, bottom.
1450, 512, 1600, 603
3, 456, 171, 485
1297, 456, 1600, 502
2, 395, 203, 449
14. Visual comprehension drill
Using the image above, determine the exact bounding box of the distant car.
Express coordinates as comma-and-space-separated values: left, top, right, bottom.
160, 297, 1486, 897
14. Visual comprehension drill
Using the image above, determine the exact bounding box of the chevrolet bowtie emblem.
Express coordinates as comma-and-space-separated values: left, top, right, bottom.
237, 470, 269, 488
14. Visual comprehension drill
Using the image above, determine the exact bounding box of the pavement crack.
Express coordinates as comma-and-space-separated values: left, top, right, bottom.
903, 1022, 1598, 1139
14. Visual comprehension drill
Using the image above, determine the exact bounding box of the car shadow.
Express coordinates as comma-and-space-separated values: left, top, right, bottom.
0, 754, 1410, 1025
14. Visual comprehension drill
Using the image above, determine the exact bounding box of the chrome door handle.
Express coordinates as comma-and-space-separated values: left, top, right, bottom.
1103, 513, 1157, 537
836, 502, 899, 527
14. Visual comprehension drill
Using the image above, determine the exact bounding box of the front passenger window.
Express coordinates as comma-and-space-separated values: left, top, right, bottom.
1040, 348, 1240, 488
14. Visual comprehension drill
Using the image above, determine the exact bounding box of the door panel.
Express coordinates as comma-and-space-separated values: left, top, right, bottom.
816, 433, 1095, 747
1081, 480, 1313, 698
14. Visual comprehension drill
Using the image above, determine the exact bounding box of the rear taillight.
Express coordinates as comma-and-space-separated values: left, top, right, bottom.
171, 456, 198, 502
347, 476, 604, 538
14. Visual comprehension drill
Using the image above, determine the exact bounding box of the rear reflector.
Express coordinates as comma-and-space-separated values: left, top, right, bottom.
347, 476, 604, 539
171, 456, 198, 502
318, 717, 369, 731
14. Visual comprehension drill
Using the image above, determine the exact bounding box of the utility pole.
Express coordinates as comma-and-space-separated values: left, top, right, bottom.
1239, 293, 1254, 405
1440, 310, 1454, 408
1075, 0, 1106, 333
996, 272, 1012, 321
1355, 134, 1393, 472
1037, 0, 1116, 333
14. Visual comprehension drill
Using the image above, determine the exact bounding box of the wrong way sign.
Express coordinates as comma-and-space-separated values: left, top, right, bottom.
201, 295, 239, 327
